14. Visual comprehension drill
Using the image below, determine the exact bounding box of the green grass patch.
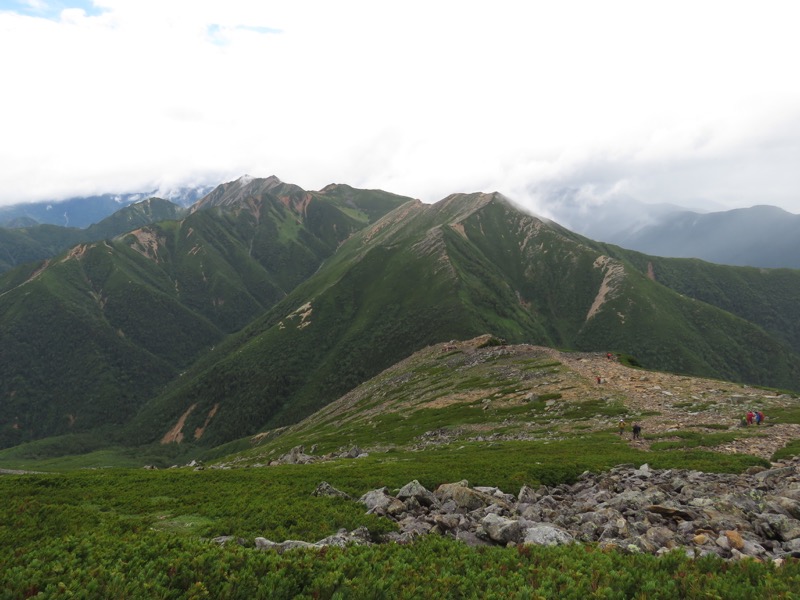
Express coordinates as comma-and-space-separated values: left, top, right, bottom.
560, 399, 628, 420
648, 430, 749, 451
766, 405, 800, 425
686, 423, 731, 431
772, 439, 800, 462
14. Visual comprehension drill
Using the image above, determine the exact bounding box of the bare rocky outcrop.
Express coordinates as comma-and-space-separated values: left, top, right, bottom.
253, 527, 372, 554
245, 458, 800, 561
312, 481, 352, 500
268, 445, 369, 466
337, 457, 800, 561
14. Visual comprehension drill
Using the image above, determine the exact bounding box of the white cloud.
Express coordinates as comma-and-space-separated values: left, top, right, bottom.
0, 0, 799, 213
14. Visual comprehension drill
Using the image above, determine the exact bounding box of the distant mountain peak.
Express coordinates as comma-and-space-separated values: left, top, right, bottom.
430, 191, 506, 224
190, 175, 288, 213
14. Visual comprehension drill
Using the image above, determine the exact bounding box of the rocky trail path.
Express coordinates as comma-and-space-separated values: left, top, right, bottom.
544, 348, 800, 461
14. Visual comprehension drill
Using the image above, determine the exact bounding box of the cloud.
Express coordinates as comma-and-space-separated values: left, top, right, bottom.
0, 1, 799, 213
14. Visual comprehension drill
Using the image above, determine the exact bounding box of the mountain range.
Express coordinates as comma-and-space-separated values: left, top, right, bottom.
543, 193, 800, 268
1, 176, 799, 457
0, 185, 213, 229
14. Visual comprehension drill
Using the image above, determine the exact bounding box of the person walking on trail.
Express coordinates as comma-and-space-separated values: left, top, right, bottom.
618, 419, 626, 436
746, 411, 755, 426
632, 423, 642, 440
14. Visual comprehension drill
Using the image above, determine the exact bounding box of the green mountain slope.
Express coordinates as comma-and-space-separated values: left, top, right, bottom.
129, 192, 800, 450
0, 178, 410, 449
618, 253, 800, 354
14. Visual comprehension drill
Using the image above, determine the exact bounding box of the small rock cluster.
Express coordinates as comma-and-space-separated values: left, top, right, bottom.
310, 458, 800, 562
143, 459, 205, 471
268, 445, 369, 466
213, 527, 373, 553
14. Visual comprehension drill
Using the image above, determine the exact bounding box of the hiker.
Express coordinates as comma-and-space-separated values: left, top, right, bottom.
746, 411, 755, 426
596, 376, 602, 384
632, 423, 642, 439
618, 419, 626, 436
755, 411, 764, 425
607, 352, 613, 360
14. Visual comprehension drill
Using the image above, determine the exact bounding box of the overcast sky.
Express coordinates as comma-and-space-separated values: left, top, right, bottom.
2, 0, 799, 216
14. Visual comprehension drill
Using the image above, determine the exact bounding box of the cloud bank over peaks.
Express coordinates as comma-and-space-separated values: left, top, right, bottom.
0, 1, 799, 215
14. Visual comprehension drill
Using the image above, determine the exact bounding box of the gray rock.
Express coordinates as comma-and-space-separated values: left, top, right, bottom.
456, 530, 493, 547
312, 481, 352, 500
342, 457, 800, 560
482, 514, 524, 545
765, 495, 800, 520
755, 466, 796, 484
317, 526, 372, 547
647, 504, 697, 522
435, 481, 499, 511
344, 446, 363, 459
397, 480, 438, 508
645, 526, 676, 549
756, 514, 800, 542
358, 487, 405, 516
255, 538, 318, 553
523, 523, 574, 546
279, 445, 316, 465
518, 485, 539, 504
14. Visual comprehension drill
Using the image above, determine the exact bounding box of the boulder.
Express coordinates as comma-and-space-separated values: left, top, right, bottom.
518, 485, 539, 504
645, 526, 676, 549
317, 527, 372, 547
397, 480, 438, 508
523, 523, 574, 546
435, 481, 498, 511
279, 445, 315, 465
481, 514, 524, 545
255, 538, 317, 553
755, 514, 800, 542
312, 481, 352, 500
765, 495, 800, 520
724, 530, 745, 551
647, 504, 697, 522
358, 487, 406, 516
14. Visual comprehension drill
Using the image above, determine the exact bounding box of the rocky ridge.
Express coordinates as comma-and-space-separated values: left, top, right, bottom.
238, 338, 799, 469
